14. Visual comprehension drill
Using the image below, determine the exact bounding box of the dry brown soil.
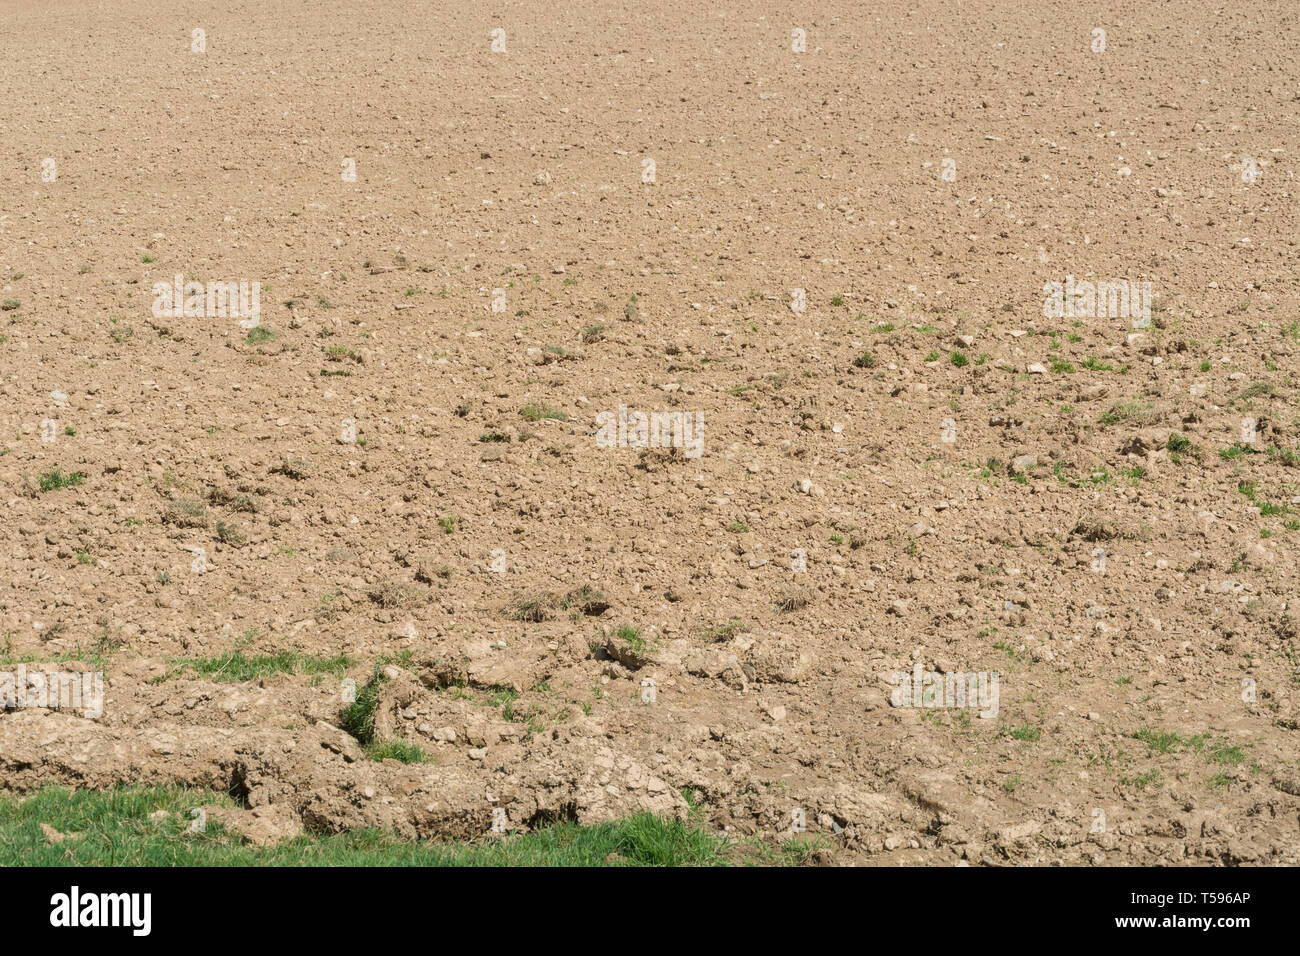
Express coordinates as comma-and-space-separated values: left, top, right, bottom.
1, 0, 1298, 864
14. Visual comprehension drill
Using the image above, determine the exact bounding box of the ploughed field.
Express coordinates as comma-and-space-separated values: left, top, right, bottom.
0, 0, 1297, 864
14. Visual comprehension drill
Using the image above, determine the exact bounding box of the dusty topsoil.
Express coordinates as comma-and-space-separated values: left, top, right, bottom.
1, 0, 1298, 865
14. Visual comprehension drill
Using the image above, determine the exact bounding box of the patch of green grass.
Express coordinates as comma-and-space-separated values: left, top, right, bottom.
1238, 481, 1289, 516
520, 404, 566, 422
0, 786, 738, 866
1206, 741, 1246, 767
366, 741, 432, 764
325, 345, 359, 362
1123, 769, 1161, 792
1000, 724, 1041, 742
340, 667, 385, 744
37, 469, 86, 492
950, 351, 969, 367
1219, 444, 1254, 461
1133, 728, 1194, 755
614, 624, 646, 655
1267, 445, 1300, 467
853, 350, 875, 369
1237, 381, 1278, 402
170, 651, 351, 683
1166, 432, 1201, 464
1131, 729, 1247, 769
245, 326, 275, 345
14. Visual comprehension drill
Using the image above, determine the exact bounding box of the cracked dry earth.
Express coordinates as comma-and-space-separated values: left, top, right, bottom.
2, 0, 1299, 865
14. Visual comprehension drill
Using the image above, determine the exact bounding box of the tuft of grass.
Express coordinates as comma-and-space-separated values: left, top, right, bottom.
325, 345, 359, 362
170, 651, 351, 683
520, 404, 566, 422
701, 619, 751, 642
1133, 729, 1191, 755
1166, 433, 1201, 464
38, 469, 86, 493
368, 581, 428, 610
1123, 769, 1161, 792
1099, 400, 1159, 426
612, 624, 647, 656
163, 498, 209, 528
1000, 724, 1042, 742
215, 520, 247, 547
244, 326, 275, 345
340, 668, 385, 744
366, 741, 432, 764
506, 592, 556, 622
776, 587, 810, 613
1131, 728, 1248, 769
